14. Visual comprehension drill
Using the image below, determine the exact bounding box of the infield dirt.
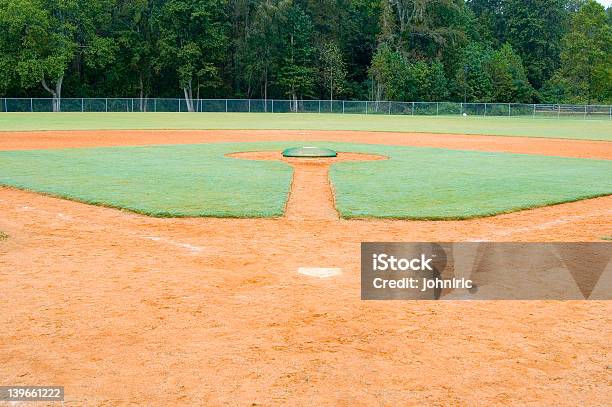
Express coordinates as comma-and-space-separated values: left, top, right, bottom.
0, 130, 610, 405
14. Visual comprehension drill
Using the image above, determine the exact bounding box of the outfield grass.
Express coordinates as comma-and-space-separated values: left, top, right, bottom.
0, 141, 610, 219
0, 113, 611, 140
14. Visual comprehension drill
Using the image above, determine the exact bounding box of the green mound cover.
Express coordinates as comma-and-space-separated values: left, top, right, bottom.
0, 141, 611, 219
282, 146, 337, 157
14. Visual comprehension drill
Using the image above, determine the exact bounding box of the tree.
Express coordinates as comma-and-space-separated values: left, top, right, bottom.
369, 44, 406, 100
242, 0, 290, 102
369, 43, 449, 101
0, 0, 116, 109
114, 0, 157, 109
425, 60, 449, 100
388, 0, 472, 59
155, 0, 229, 112
0, 0, 593, 104
453, 42, 493, 102
0, 0, 78, 111
550, 0, 611, 103
486, 43, 533, 102
503, 0, 567, 89
320, 42, 347, 101
277, 4, 316, 110
466, 0, 505, 46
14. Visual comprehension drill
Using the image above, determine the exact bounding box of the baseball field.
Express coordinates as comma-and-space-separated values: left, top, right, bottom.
1, 113, 611, 405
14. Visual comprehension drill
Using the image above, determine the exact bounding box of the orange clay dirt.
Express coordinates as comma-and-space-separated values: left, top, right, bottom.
0, 130, 611, 406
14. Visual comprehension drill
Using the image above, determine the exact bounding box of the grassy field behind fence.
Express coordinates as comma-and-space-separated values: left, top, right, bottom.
0, 141, 610, 219
0, 113, 611, 140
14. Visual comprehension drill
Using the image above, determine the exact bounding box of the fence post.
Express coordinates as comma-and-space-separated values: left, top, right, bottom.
412, 102, 415, 115
271, 100, 274, 113
508, 103, 511, 116
365, 101, 368, 114
319, 100, 321, 113
248, 99, 251, 113
131, 98, 134, 112
436, 102, 439, 116
3, 98, 6, 112
154, 98, 157, 112
584, 105, 587, 119
81, 98, 84, 112
225, 99, 228, 113
484, 103, 487, 116
342, 100, 345, 114
460, 102, 463, 116
104, 98, 107, 112
533, 104, 536, 118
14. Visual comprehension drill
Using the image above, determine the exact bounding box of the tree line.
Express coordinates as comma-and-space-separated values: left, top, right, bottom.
0, 0, 610, 111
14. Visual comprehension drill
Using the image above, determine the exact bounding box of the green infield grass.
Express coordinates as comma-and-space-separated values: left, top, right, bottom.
0, 141, 610, 219
0, 113, 611, 140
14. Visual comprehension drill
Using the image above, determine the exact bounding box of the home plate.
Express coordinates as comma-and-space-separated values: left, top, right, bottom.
298, 267, 342, 278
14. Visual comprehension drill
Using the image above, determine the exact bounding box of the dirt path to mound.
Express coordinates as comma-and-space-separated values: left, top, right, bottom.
229, 151, 387, 220
0, 130, 611, 405
0, 128, 611, 159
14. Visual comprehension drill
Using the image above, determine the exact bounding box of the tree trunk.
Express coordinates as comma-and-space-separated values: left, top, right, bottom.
42, 75, 63, 112
139, 74, 145, 112
183, 80, 194, 112
330, 77, 334, 112
196, 80, 200, 112
264, 69, 268, 112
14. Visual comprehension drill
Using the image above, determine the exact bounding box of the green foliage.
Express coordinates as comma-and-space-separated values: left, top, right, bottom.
452, 42, 532, 102
547, 0, 612, 103
0, 0, 606, 103
277, 4, 317, 101
0, 0, 77, 93
320, 42, 347, 100
0, 0, 116, 106
503, 0, 567, 89
454, 42, 492, 102
486, 43, 533, 102
155, 0, 229, 108
113, 0, 156, 99
370, 44, 449, 101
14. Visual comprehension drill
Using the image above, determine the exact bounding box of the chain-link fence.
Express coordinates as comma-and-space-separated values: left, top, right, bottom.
1, 98, 611, 118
